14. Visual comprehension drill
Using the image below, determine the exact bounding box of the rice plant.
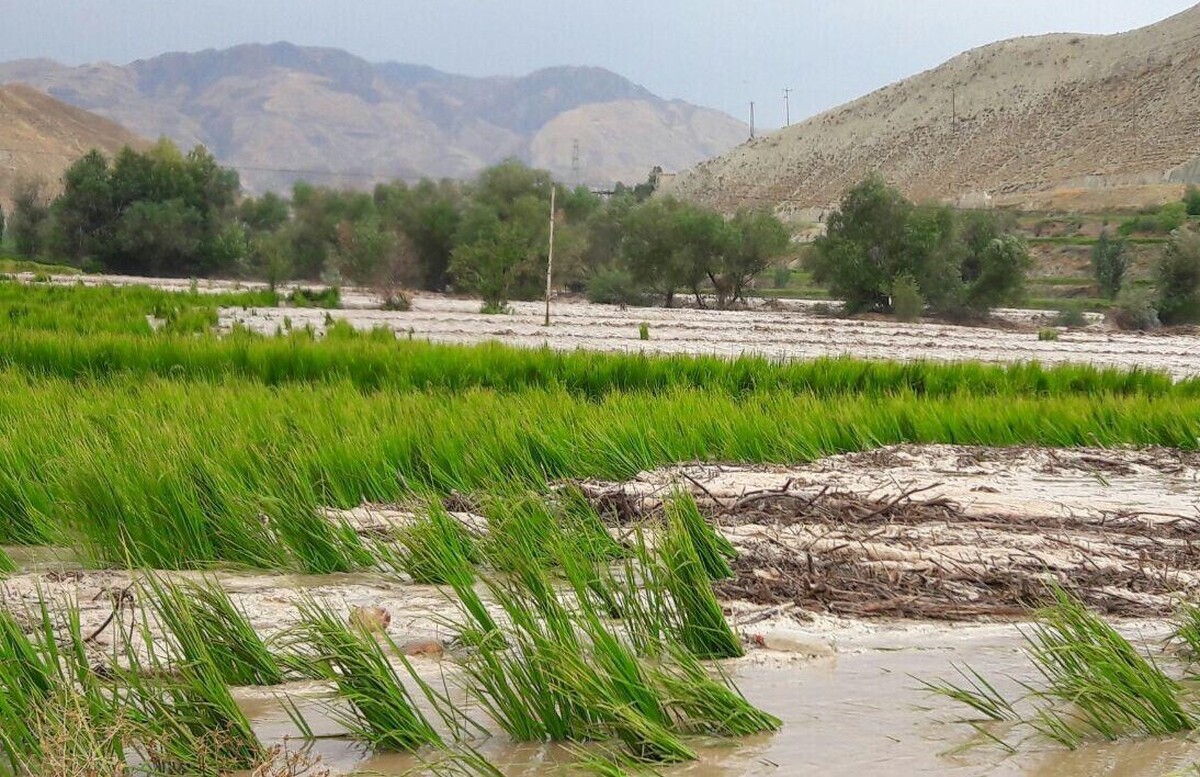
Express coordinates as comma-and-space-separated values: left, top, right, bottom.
392, 504, 478, 586
119, 607, 265, 774
923, 587, 1197, 751
289, 596, 453, 751
662, 491, 735, 581
651, 519, 743, 660
140, 573, 284, 687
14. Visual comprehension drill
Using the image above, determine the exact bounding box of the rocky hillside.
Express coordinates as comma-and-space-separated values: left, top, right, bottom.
0, 44, 747, 193
0, 84, 148, 209
668, 4, 1200, 216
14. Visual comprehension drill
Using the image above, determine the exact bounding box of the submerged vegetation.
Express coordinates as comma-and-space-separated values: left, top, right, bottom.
924, 589, 1200, 751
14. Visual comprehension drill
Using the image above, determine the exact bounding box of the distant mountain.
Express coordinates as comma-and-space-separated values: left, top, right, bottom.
667, 3, 1200, 215
0, 83, 148, 209
0, 43, 747, 193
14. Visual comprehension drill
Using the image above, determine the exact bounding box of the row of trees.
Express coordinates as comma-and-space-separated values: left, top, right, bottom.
4, 143, 792, 311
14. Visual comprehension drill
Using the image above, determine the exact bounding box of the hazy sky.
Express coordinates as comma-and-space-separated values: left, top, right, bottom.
0, 1, 1194, 128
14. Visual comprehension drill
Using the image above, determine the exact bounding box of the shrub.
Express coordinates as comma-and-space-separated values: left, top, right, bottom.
1038, 328, 1060, 341
891, 274, 923, 322
1158, 202, 1189, 234
1112, 287, 1161, 331
638, 322, 650, 341
1090, 230, 1127, 300
1185, 186, 1200, 217
287, 287, 341, 309
1156, 231, 1200, 324
586, 268, 650, 307
1054, 305, 1088, 328
771, 265, 792, 288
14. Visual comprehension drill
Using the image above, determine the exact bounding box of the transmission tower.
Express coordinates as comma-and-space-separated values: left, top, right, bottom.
570, 139, 581, 184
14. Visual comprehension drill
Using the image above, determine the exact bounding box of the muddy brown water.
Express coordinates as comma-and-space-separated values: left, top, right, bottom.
237, 625, 1200, 776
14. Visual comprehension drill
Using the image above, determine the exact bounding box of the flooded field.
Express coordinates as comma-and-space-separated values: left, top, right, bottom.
6, 445, 1199, 775
224, 296, 1199, 378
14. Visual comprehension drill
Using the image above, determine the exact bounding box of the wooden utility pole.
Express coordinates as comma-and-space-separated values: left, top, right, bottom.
783, 87, 792, 127
544, 186, 556, 327
749, 101, 756, 140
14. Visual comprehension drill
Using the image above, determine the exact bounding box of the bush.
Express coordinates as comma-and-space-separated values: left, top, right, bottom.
586, 268, 650, 307
1037, 328, 1060, 341
771, 265, 792, 288
891, 274, 923, 322
1054, 306, 1088, 328
1156, 231, 1200, 324
1185, 186, 1200, 217
1112, 287, 1161, 331
1158, 202, 1189, 234
639, 322, 650, 341
1090, 230, 1127, 300
287, 287, 341, 309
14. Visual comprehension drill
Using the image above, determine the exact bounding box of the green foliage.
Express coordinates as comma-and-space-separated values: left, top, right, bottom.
54, 141, 241, 276
286, 286, 341, 309
1158, 202, 1189, 234
639, 321, 650, 341
1090, 229, 1128, 299
924, 588, 1194, 750
1185, 186, 1200, 217
1053, 305, 1088, 328
587, 267, 651, 307
1038, 328, 1060, 341
891, 274, 924, 322
1113, 286, 1161, 331
9, 177, 50, 260
1156, 230, 1200, 325
808, 176, 1028, 319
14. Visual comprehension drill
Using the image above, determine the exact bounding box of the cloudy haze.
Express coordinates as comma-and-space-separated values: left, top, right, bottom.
0, 0, 1194, 128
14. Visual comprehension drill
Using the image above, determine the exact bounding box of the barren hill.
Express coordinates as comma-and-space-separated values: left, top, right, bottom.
0, 44, 747, 193
668, 4, 1200, 216
0, 84, 148, 209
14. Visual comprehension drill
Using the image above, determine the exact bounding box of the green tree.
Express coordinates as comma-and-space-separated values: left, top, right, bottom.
377, 179, 463, 292
1156, 230, 1200, 325
807, 175, 915, 313
449, 161, 553, 307
1090, 230, 1128, 300
808, 177, 1027, 318
53, 149, 115, 262
450, 216, 534, 312
719, 209, 791, 306
622, 197, 689, 307
9, 177, 50, 260
239, 192, 290, 233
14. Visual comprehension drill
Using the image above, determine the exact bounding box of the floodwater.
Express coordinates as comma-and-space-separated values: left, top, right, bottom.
239, 623, 1200, 776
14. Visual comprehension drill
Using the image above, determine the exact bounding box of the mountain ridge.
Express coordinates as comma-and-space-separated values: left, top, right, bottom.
0, 43, 746, 192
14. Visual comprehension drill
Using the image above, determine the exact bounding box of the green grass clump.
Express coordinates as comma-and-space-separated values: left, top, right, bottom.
290, 597, 454, 752
393, 505, 478, 585
650, 522, 743, 660
924, 588, 1195, 750
1038, 328, 1060, 342
141, 574, 284, 687
663, 491, 735, 581
287, 286, 341, 309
